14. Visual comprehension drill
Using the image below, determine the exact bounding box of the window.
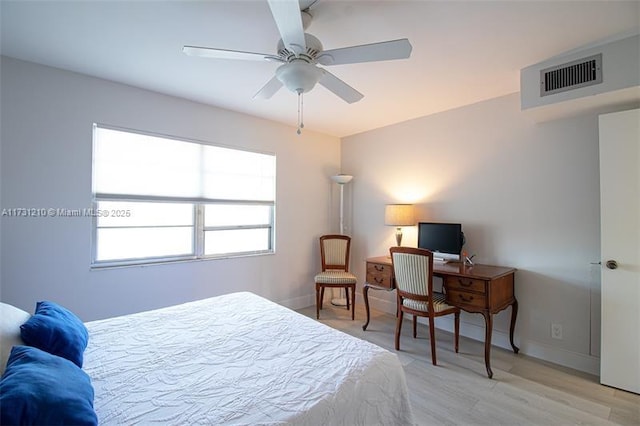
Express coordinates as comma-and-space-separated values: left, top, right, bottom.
91, 125, 275, 267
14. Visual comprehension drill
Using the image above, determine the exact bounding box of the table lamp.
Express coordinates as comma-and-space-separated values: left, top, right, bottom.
385, 204, 415, 246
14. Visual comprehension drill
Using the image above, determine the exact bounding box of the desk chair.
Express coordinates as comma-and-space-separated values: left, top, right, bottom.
314, 235, 357, 320
390, 246, 460, 365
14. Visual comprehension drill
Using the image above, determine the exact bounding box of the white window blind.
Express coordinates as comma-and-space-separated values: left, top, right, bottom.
93, 127, 275, 201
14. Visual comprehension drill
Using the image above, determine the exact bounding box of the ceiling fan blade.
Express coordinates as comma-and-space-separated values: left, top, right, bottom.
267, 0, 307, 53
253, 76, 284, 100
318, 70, 364, 104
317, 38, 412, 66
183, 45, 281, 62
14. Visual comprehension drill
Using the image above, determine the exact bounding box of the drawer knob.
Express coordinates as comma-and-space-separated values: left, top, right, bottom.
374, 277, 384, 284
458, 279, 473, 287
458, 294, 474, 303
374, 265, 384, 272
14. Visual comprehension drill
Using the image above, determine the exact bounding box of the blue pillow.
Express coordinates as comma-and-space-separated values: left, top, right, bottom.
20, 300, 89, 367
0, 345, 98, 426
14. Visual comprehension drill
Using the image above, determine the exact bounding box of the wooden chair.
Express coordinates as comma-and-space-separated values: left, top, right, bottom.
314, 235, 356, 320
390, 246, 460, 365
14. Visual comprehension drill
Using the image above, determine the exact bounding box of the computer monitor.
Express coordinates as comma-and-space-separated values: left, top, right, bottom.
417, 222, 464, 262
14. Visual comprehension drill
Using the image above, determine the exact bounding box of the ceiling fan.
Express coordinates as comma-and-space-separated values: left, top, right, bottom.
183, 0, 412, 134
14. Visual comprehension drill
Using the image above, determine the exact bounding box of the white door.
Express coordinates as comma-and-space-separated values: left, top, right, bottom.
599, 108, 640, 394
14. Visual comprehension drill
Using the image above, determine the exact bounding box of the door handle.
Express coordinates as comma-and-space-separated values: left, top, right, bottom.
605, 260, 618, 270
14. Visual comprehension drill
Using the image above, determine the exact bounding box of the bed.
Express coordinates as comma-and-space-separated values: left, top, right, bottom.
81, 292, 414, 425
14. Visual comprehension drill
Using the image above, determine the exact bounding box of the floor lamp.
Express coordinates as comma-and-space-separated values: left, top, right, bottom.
330, 174, 353, 306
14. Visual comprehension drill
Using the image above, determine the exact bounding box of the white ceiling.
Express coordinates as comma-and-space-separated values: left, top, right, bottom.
1, 1, 638, 138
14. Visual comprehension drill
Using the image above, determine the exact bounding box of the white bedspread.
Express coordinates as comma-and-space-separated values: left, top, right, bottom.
84, 292, 414, 425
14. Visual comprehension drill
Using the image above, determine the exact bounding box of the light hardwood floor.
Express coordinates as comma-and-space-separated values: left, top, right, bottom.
297, 303, 639, 426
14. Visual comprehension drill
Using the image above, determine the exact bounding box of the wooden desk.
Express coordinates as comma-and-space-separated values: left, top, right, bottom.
362, 256, 519, 378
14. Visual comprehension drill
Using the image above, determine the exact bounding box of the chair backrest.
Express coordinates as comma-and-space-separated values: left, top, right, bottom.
390, 247, 434, 301
319, 235, 351, 272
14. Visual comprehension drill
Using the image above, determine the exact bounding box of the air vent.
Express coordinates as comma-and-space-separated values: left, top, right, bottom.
540, 54, 602, 96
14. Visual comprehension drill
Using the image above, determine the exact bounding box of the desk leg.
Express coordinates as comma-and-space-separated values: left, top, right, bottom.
509, 299, 520, 354
362, 284, 371, 331
482, 311, 494, 379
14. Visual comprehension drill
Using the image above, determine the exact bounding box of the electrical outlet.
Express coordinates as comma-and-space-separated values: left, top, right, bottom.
551, 323, 563, 340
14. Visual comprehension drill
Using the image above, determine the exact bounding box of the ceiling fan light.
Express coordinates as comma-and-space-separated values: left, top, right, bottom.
276, 61, 323, 94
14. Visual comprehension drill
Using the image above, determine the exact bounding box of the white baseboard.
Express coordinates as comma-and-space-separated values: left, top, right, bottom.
279, 294, 315, 311
366, 294, 600, 376
281, 289, 352, 311
518, 338, 600, 376
367, 292, 396, 313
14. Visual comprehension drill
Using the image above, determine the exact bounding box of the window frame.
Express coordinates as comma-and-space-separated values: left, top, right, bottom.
90, 125, 276, 268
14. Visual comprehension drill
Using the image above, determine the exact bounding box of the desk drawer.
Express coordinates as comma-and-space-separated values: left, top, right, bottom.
448, 290, 487, 309
445, 276, 486, 294
366, 262, 393, 289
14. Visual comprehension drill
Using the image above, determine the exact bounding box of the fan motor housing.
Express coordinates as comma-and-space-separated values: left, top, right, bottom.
277, 33, 323, 62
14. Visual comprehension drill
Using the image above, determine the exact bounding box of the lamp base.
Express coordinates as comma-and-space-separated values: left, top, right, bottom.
395, 227, 403, 246
330, 288, 348, 306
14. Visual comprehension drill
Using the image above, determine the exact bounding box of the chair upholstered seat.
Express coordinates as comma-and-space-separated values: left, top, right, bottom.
402, 292, 456, 313
314, 271, 357, 284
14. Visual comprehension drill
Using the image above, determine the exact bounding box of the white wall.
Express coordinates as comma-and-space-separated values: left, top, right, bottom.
0, 57, 341, 321
2, 55, 630, 375
341, 93, 632, 374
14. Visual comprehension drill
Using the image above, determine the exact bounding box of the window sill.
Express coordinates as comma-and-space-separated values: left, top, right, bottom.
90, 250, 275, 271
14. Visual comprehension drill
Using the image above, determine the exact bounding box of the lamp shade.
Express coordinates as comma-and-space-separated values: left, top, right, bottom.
384, 204, 415, 226
331, 174, 353, 185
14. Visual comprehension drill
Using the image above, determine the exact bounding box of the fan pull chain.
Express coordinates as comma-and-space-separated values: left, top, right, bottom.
297, 91, 304, 135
